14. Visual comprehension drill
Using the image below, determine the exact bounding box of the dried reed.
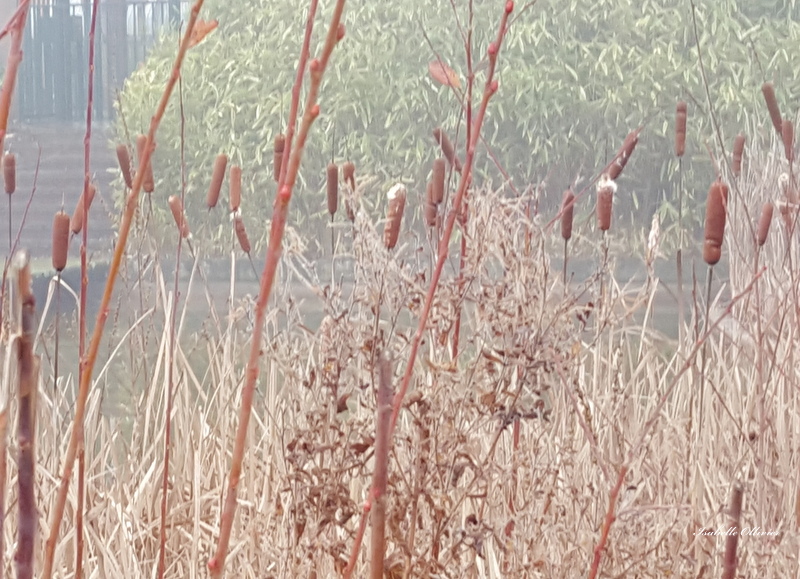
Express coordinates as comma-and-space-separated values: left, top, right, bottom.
115, 144, 133, 189
206, 153, 227, 209
383, 183, 406, 250
761, 81, 782, 135
3, 151, 14, 193
675, 100, 687, 157
69, 183, 96, 235
431, 157, 446, 204
343, 160, 356, 191
326, 161, 338, 216
51, 211, 70, 271
596, 175, 615, 232
168, 195, 190, 238
229, 164, 242, 212
136, 134, 155, 193
432, 127, 462, 172
13, 250, 36, 579
732, 133, 745, 178
606, 129, 639, 180
721, 486, 743, 579
782, 118, 794, 162
703, 180, 728, 265
273, 133, 286, 183
233, 215, 251, 253
757, 201, 773, 247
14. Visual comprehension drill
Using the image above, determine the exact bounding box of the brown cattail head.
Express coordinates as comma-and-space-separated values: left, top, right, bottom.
424, 181, 437, 227
229, 165, 242, 212
432, 128, 462, 172
782, 118, 795, 162
136, 134, 155, 193
168, 195, 190, 238
233, 215, 251, 253
431, 158, 446, 205
70, 183, 97, 235
326, 162, 338, 216
778, 172, 797, 230
561, 189, 576, 240
596, 175, 616, 232
762, 81, 783, 135
342, 161, 356, 191
607, 130, 639, 180
732, 133, 746, 178
675, 101, 687, 157
757, 201, 774, 247
51, 211, 70, 271
703, 180, 728, 265
3, 152, 15, 194
273, 133, 286, 183
383, 183, 406, 249
206, 153, 228, 209
116, 144, 133, 189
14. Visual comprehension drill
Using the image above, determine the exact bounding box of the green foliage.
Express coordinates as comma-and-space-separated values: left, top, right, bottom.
116, 0, 800, 246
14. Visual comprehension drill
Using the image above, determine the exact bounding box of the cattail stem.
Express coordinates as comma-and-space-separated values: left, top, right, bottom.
721, 486, 743, 579
14, 250, 36, 579
369, 357, 393, 579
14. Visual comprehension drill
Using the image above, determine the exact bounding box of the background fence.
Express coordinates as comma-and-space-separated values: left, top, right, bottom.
18, 0, 189, 123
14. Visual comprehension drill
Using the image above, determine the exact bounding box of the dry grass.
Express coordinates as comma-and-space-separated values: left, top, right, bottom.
0, 131, 793, 575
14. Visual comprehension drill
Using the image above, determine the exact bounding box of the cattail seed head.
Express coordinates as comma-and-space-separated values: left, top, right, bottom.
561, 189, 575, 240
326, 162, 338, 216
757, 201, 774, 247
3, 152, 15, 194
51, 211, 70, 271
234, 215, 251, 253
136, 134, 155, 193
168, 195, 190, 238
424, 181, 437, 227
342, 161, 356, 191
675, 101, 687, 157
70, 183, 97, 235
384, 183, 406, 249
116, 144, 133, 189
732, 134, 745, 178
432, 127, 462, 172
206, 153, 228, 209
273, 134, 286, 183
703, 181, 728, 265
596, 175, 615, 232
782, 118, 794, 162
607, 130, 638, 180
761, 81, 783, 135
229, 165, 242, 212
431, 158, 446, 205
